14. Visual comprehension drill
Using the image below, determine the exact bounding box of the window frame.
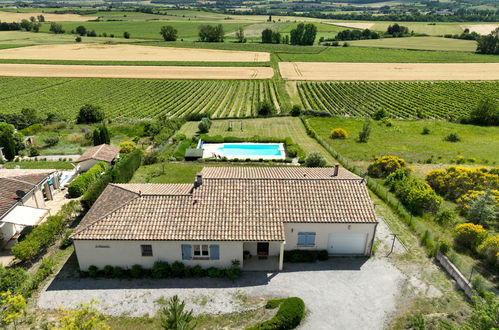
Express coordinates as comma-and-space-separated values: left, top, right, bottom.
140, 244, 153, 257
192, 244, 210, 259
297, 232, 316, 247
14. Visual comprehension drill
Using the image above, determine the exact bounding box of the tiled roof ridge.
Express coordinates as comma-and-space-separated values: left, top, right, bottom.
203, 177, 364, 181
91, 144, 106, 159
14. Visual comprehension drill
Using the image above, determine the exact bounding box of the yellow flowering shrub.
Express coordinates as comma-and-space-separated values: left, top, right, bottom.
454, 223, 488, 250
478, 235, 499, 266
368, 155, 407, 178
119, 141, 136, 154
330, 128, 348, 139
0, 291, 26, 326
427, 166, 499, 201
456, 190, 499, 213
56, 300, 109, 330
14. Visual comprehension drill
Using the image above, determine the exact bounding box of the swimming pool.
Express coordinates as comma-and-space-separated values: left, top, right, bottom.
201, 142, 285, 160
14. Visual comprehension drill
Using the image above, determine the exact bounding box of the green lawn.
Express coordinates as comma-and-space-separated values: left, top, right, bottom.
4, 160, 75, 170
178, 117, 337, 164
277, 46, 499, 62
307, 117, 499, 165
348, 36, 477, 52
131, 162, 204, 184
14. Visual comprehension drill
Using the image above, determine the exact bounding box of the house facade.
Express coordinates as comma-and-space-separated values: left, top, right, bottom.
75, 144, 120, 172
72, 167, 378, 271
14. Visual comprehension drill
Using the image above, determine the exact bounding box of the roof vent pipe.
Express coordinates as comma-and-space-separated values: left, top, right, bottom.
333, 164, 339, 177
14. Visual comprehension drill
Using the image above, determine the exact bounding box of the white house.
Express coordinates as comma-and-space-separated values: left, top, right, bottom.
75, 144, 120, 172
0, 169, 61, 242
72, 167, 378, 271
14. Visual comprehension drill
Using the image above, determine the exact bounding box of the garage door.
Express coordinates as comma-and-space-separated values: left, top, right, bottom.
328, 234, 367, 255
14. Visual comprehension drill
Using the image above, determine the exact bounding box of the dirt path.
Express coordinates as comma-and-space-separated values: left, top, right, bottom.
0, 43, 270, 62
279, 62, 499, 80
0, 64, 274, 80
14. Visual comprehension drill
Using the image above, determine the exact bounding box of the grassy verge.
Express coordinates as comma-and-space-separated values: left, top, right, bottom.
4, 161, 75, 170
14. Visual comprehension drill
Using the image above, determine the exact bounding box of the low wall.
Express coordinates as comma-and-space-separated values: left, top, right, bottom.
436, 251, 473, 299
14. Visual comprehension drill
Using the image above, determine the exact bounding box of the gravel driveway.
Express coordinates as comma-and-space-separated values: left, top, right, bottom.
39, 256, 404, 329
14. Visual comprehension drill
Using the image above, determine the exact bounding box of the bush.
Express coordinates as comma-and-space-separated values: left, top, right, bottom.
76, 104, 104, 124
207, 267, 223, 278
248, 297, 305, 330
28, 147, 40, 157
152, 261, 171, 278
290, 105, 302, 117
130, 264, 143, 278
60, 228, 73, 249
358, 120, 371, 143
478, 235, 499, 266
454, 223, 488, 251
198, 117, 212, 134
88, 265, 99, 278
305, 152, 326, 167
444, 133, 461, 142
25, 258, 56, 295
103, 265, 114, 278
283, 250, 328, 263
43, 136, 59, 147
330, 128, 348, 139
68, 161, 108, 198
171, 261, 185, 278
0, 266, 28, 294
421, 127, 430, 135
113, 266, 125, 278
257, 100, 276, 117
286, 146, 298, 158
225, 267, 241, 280
367, 155, 406, 178
435, 209, 456, 226
372, 109, 388, 120
119, 141, 136, 154
142, 150, 159, 165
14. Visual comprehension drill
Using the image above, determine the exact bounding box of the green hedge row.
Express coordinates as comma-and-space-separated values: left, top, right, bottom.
68, 161, 108, 197
85, 261, 241, 280
11, 201, 80, 261
247, 297, 305, 330
284, 249, 329, 263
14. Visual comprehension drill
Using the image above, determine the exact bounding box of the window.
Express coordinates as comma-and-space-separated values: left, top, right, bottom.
297, 232, 316, 246
193, 244, 209, 258
141, 244, 153, 257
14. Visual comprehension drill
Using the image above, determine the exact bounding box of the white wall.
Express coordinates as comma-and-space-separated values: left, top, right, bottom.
74, 240, 243, 271
283, 222, 377, 255
0, 222, 16, 242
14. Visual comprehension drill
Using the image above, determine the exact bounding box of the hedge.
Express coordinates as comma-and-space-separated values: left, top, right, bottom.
247, 297, 305, 330
11, 201, 80, 261
68, 161, 108, 197
84, 261, 241, 280
284, 250, 328, 263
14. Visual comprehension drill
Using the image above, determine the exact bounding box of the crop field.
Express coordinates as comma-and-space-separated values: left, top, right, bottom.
461, 24, 499, 35
371, 22, 467, 36
0, 77, 281, 119
348, 37, 476, 52
0, 11, 95, 22
298, 81, 499, 119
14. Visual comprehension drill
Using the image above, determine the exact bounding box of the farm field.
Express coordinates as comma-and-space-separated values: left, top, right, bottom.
0, 11, 95, 22
0, 77, 281, 119
325, 22, 375, 30
277, 46, 499, 63
0, 31, 146, 46
297, 81, 498, 119
0, 43, 270, 62
0, 64, 274, 79
460, 24, 499, 35
306, 117, 499, 164
371, 21, 472, 35
280, 62, 499, 80
178, 117, 337, 164
348, 36, 477, 52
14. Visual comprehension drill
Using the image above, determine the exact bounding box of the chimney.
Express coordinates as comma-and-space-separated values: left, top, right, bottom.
333, 164, 339, 177
138, 190, 142, 196
194, 173, 202, 188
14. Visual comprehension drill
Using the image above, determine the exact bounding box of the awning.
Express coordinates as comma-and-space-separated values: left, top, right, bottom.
0, 206, 48, 226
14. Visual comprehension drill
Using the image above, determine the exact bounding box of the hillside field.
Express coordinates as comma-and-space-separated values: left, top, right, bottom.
0, 77, 281, 119
348, 37, 477, 52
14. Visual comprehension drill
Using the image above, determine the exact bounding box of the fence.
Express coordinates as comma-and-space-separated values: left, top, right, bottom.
436, 251, 474, 298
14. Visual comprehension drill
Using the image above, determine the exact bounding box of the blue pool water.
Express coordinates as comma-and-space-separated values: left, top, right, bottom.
219, 144, 283, 157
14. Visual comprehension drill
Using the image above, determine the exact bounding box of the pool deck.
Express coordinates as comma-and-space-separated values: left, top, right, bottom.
201, 142, 286, 160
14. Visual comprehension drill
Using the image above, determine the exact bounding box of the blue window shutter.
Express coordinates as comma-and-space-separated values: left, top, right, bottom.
181, 244, 192, 260
297, 233, 307, 246
210, 245, 220, 260
307, 233, 316, 246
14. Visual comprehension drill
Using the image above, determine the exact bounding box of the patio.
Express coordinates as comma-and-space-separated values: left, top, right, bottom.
243, 256, 279, 271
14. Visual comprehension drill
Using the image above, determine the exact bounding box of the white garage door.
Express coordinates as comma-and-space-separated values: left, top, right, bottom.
328, 234, 367, 255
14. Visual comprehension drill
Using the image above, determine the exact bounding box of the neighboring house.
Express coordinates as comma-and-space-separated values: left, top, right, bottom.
75, 144, 120, 172
72, 166, 378, 272
0, 169, 61, 242
0, 147, 5, 162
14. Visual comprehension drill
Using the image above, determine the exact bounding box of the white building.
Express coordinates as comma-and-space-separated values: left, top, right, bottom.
75, 144, 120, 172
72, 167, 378, 271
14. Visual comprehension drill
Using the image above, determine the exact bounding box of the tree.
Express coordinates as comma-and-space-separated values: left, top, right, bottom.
0, 291, 26, 329
20, 19, 32, 31
92, 129, 101, 146
160, 25, 178, 41
123, 31, 130, 39
75, 25, 87, 36
476, 27, 499, 55
198, 117, 212, 133
49, 22, 64, 34
57, 300, 109, 330
198, 24, 224, 42
290, 23, 317, 46
99, 123, 110, 145
37, 15, 45, 22
257, 100, 276, 117
76, 104, 104, 124
261, 28, 273, 43
158, 295, 196, 330
290, 104, 301, 117
305, 152, 326, 167
0, 122, 16, 161
75, 36, 82, 43
465, 96, 499, 126
119, 141, 135, 154
468, 191, 497, 228
358, 120, 371, 143
235, 26, 245, 43
386, 23, 409, 37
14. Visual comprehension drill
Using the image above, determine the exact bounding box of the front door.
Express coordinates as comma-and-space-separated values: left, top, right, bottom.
257, 242, 269, 259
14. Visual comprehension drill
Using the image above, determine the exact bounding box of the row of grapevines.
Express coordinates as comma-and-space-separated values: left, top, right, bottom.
0, 77, 282, 120
297, 81, 499, 119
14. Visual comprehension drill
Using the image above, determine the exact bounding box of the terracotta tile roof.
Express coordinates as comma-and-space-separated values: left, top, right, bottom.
0, 171, 52, 218
76, 144, 120, 163
72, 167, 376, 241
200, 167, 359, 180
